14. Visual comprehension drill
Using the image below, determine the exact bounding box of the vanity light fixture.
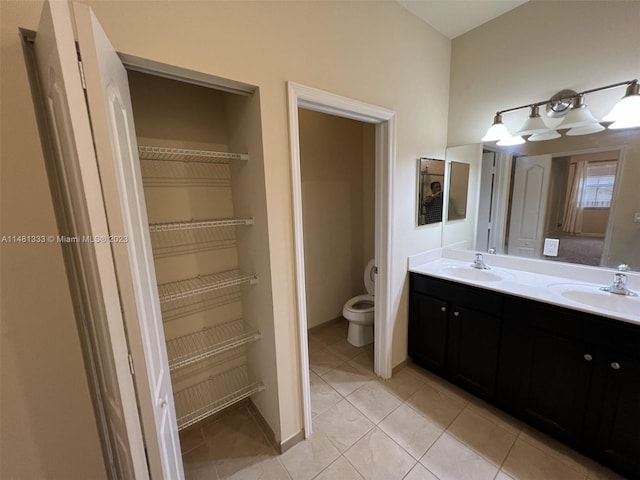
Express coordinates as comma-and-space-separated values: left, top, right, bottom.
481, 113, 511, 142
496, 134, 525, 146
528, 130, 561, 142
603, 80, 640, 129
481, 78, 640, 143
566, 123, 605, 136
516, 105, 551, 136
557, 95, 602, 131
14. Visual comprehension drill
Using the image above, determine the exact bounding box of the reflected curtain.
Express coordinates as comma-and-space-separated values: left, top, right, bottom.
562, 160, 585, 234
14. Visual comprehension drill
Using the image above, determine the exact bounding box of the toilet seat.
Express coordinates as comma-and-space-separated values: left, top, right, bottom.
343, 294, 374, 317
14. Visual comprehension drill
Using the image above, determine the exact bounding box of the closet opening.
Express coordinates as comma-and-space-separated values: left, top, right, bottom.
123, 65, 279, 472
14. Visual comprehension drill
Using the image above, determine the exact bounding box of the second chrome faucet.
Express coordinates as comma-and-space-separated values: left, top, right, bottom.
601, 272, 638, 296
472, 253, 490, 270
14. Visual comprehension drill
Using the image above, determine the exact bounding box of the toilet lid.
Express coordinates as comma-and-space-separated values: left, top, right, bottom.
364, 259, 375, 295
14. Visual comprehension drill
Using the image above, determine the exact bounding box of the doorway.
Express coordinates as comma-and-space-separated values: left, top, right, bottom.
299, 109, 375, 432
287, 82, 395, 437
298, 109, 375, 331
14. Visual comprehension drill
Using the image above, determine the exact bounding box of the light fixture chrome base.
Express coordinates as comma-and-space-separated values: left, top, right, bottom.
546, 89, 578, 118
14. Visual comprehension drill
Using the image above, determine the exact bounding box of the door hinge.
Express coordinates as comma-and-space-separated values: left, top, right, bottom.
128, 353, 135, 375
78, 60, 87, 90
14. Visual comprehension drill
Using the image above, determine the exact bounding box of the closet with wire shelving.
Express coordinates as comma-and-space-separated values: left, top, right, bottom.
127, 70, 275, 436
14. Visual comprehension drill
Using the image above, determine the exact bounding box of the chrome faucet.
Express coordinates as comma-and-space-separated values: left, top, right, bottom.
600, 272, 638, 296
472, 253, 490, 270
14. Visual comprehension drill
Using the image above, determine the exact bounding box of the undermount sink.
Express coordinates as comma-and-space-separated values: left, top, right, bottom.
438, 265, 513, 282
548, 283, 640, 316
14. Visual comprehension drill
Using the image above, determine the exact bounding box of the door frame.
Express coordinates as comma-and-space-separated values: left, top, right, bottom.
476, 147, 512, 253
287, 82, 396, 437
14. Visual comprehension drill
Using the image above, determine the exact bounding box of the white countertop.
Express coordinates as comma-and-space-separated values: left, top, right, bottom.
408, 248, 640, 326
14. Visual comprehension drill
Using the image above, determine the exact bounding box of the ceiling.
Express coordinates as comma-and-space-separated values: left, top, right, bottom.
397, 0, 528, 39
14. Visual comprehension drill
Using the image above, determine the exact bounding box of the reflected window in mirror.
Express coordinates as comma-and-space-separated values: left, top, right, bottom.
467, 126, 640, 270
417, 158, 445, 226
503, 150, 619, 266
448, 162, 470, 221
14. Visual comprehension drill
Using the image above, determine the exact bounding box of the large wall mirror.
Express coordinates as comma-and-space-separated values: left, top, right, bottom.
449, 128, 640, 271
417, 157, 445, 225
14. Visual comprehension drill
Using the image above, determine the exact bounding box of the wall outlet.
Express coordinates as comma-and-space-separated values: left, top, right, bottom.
543, 238, 560, 256
634, 212, 640, 223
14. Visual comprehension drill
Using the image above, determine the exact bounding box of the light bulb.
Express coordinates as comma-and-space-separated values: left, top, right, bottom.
566, 124, 605, 136
528, 130, 561, 142
496, 135, 525, 146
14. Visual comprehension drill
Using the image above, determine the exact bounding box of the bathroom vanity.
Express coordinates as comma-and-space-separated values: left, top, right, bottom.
408, 253, 640, 478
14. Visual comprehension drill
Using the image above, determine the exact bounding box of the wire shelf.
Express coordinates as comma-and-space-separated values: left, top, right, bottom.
141, 160, 231, 187
175, 365, 264, 431
149, 218, 253, 257
138, 146, 249, 164
160, 288, 241, 323
149, 218, 254, 233
158, 270, 258, 305
167, 319, 261, 371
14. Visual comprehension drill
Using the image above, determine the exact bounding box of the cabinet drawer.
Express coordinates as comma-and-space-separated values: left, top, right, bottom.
504, 297, 598, 341
411, 273, 503, 316
595, 317, 640, 356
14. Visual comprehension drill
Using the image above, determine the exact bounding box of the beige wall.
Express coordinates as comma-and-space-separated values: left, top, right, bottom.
1, 0, 451, 476
607, 142, 640, 268
581, 209, 608, 236
299, 109, 375, 329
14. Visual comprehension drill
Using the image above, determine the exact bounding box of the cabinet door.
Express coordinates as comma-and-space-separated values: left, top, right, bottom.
447, 305, 501, 399
519, 326, 595, 442
594, 351, 640, 476
409, 292, 448, 374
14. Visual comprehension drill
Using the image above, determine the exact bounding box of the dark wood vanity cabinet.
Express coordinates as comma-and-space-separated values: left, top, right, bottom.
408, 273, 503, 400
586, 324, 640, 475
499, 298, 599, 443
408, 272, 640, 478
501, 297, 640, 475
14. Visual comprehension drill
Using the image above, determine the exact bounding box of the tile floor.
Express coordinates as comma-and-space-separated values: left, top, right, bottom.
180, 319, 627, 480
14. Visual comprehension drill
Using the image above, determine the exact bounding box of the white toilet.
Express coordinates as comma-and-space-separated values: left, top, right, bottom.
342, 259, 375, 347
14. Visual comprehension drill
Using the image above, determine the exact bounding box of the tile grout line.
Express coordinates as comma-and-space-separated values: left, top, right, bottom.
442, 403, 519, 475
492, 426, 520, 480
512, 429, 593, 479
308, 333, 612, 480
